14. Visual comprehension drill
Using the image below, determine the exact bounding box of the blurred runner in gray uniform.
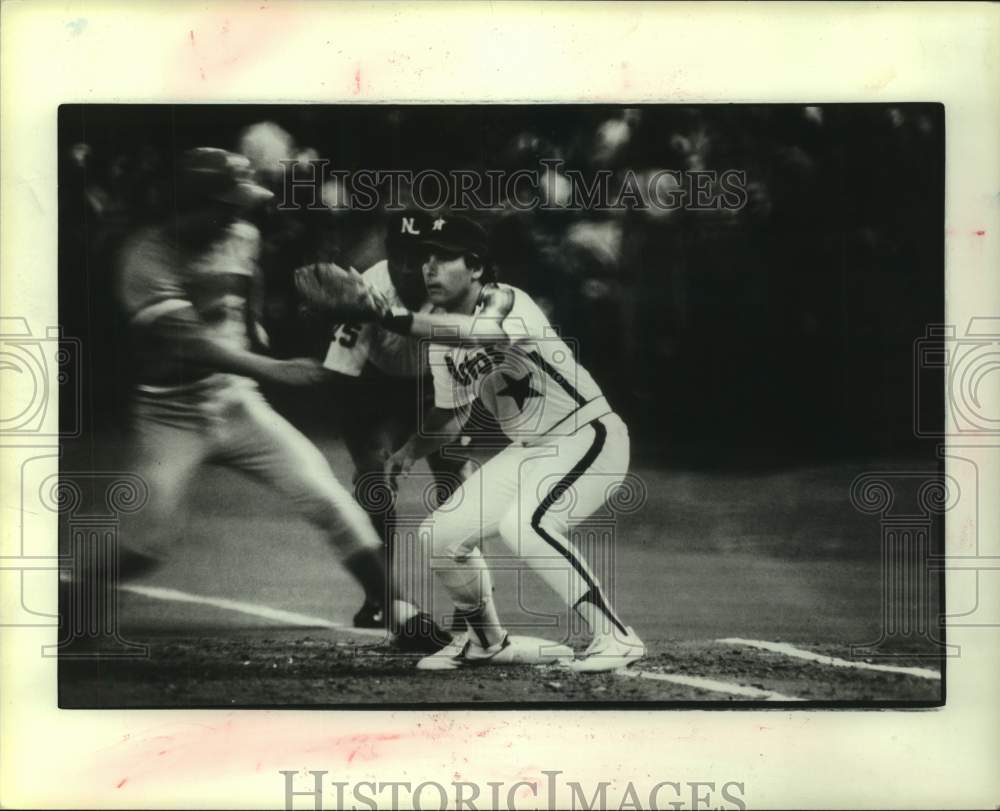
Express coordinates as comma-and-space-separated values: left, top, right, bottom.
115, 147, 446, 651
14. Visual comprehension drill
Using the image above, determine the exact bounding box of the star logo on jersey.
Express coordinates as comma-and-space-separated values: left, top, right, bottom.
432, 217, 446, 231
496, 372, 541, 411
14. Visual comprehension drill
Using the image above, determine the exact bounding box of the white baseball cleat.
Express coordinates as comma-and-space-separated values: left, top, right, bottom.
566, 626, 646, 673
416, 633, 472, 671
416, 633, 573, 671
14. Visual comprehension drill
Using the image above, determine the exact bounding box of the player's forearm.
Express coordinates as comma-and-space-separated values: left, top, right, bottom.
148, 308, 270, 379
144, 308, 329, 387
164, 330, 279, 381
384, 310, 512, 345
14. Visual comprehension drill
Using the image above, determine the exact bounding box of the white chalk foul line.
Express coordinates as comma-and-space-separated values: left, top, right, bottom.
120, 584, 386, 637
718, 637, 942, 681
118, 588, 824, 698
618, 668, 801, 701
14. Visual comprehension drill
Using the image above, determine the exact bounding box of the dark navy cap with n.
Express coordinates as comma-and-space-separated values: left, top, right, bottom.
419, 214, 489, 257
386, 209, 434, 247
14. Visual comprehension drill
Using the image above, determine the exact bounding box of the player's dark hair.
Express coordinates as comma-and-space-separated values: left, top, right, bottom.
466, 252, 497, 283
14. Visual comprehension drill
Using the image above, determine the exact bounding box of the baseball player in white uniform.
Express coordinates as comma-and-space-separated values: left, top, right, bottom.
113, 147, 444, 651
379, 215, 645, 672
319, 210, 471, 631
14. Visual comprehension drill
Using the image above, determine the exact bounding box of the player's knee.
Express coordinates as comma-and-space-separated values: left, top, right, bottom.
419, 513, 469, 562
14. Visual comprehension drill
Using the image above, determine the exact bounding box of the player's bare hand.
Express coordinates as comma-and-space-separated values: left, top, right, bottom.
259, 358, 332, 387
293, 263, 385, 322
292, 264, 331, 310
349, 266, 391, 321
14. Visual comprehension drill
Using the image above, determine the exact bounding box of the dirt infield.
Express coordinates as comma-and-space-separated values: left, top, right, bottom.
59, 629, 942, 708
57, 444, 945, 708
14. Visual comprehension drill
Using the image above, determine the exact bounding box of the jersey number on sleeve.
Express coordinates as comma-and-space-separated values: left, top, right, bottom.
335, 323, 361, 348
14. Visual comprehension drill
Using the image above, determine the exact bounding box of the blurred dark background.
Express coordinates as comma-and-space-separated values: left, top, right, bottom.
59, 103, 944, 468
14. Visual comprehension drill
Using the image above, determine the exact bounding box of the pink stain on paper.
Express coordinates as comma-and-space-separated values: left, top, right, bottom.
181, 6, 299, 88
84, 716, 502, 791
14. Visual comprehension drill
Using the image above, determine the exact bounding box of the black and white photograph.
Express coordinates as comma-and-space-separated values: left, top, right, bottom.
56, 102, 946, 708
4, 3, 999, 809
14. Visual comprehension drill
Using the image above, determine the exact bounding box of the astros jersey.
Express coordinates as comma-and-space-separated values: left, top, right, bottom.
323, 260, 434, 378
428, 284, 612, 444
118, 219, 261, 396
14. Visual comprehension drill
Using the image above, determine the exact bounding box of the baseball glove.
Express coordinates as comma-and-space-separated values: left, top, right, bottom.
293, 262, 390, 322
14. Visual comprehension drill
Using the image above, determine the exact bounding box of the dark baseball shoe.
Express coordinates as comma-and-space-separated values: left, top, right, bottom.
59, 547, 162, 586
353, 600, 387, 629
392, 612, 453, 654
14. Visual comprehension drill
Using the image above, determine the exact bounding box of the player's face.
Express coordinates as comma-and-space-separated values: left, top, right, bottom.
422, 251, 478, 311
387, 245, 430, 310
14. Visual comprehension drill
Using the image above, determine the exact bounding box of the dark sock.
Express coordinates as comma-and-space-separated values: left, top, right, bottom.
453, 599, 505, 648
573, 587, 628, 636
343, 547, 389, 609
